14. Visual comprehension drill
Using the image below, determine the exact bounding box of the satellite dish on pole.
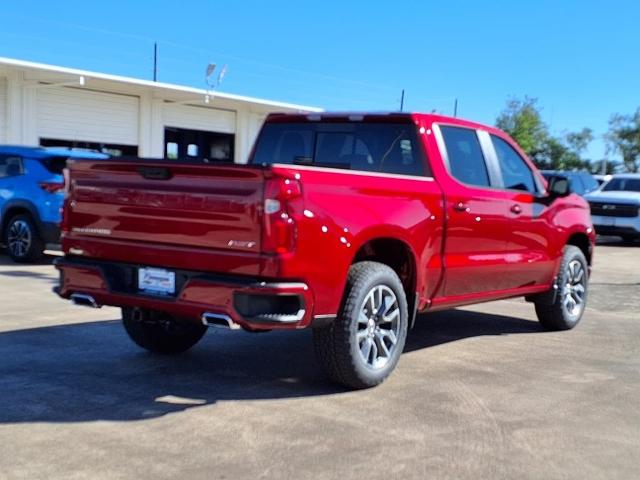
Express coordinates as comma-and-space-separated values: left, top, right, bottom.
204, 63, 228, 104
217, 65, 227, 86
205, 64, 216, 87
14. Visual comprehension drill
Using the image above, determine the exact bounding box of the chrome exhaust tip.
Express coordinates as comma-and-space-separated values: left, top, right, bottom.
201, 312, 241, 330
70, 293, 101, 308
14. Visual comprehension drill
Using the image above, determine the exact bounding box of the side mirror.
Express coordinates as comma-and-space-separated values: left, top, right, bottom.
548, 177, 571, 197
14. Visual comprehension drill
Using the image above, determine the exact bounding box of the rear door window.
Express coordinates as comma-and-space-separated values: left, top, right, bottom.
251, 122, 428, 177
491, 135, 537, 193
439, 126, 490, 187
40, 156, 68, 175
0, 156, 24, 177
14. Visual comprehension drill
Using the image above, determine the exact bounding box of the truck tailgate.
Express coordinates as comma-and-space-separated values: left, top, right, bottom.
64, 160, 265, 269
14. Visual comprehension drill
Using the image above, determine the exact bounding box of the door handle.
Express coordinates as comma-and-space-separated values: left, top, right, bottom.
453, 202, 470, 213
510, 204, 522, 214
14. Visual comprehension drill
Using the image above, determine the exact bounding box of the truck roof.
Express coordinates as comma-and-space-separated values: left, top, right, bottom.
264, 111, 500, 133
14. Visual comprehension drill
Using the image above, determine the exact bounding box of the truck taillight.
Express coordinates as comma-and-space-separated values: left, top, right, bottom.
262, 177, 302, 254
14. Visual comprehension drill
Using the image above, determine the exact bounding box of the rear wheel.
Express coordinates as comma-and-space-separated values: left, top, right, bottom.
122, 307, 207, 354
621, 235, 637, 244
313, 261, 408, 389
3, 214, 45, 263
535, 245, 588, 331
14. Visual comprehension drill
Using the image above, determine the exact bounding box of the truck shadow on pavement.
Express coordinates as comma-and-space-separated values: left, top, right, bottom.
0, 310, 542, 424
0, 252, 59, 267
0, 269, 58, 283
0, 253, 59, 283
405, 309, 542, 353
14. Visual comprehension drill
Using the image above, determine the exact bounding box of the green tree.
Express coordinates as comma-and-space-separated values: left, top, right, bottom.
589, 159, 619, 174
606, 109, 640, 172
496, 97, 548, 164
496, 97, 593, 170
543, 128, 593, 171
566, 128, 593, 155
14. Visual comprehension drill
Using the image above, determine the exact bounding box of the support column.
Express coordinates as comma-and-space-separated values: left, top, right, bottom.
22, 82, 38, 146
149, 98, 164, 158
138, 93, 164, 158
138, 92, 152, 157
5, 71, 23, 144
234, 108, 250, 164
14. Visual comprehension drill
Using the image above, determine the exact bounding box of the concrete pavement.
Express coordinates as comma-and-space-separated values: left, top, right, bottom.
0, 240, 638, 479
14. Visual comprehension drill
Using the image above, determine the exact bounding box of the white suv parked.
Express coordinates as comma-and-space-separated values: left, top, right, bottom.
585, 174, 640, 242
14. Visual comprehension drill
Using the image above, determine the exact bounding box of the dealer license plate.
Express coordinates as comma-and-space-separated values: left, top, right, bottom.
138, 267, 176, 296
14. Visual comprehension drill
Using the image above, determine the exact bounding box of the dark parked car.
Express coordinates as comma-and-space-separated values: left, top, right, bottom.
542, 170, 600, 197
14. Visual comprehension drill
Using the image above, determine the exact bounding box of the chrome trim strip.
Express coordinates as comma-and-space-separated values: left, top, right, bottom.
253, 281, 309, 291
247, 309, 306, 324
477, 129, 504, 188
272, 163, 435, 182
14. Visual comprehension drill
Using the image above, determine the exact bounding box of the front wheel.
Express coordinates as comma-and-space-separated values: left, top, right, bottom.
313, 261, 408, 389
122, 307, 207, 354
535, 245, 589, 331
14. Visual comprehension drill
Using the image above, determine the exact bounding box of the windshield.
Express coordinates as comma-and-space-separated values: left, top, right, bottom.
251, 122, 429, 177
602, 177, 640, 192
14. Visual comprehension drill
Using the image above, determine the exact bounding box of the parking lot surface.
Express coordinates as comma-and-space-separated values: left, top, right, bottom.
1, 241, 639, 479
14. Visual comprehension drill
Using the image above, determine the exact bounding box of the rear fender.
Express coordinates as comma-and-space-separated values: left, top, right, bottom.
1, 200, 42, 236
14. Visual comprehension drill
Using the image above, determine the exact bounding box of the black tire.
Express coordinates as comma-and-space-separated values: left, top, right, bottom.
313, 261, 408, 389
3, 214, 45, 263
620, 235, 637, 244
535, 245, 588, 331
122, 307, 207, 354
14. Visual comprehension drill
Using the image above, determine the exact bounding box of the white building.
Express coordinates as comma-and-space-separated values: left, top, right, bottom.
0, 57, 321, 163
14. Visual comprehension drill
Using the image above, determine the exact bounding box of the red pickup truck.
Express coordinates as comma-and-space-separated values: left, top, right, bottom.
55, 112, 595, 389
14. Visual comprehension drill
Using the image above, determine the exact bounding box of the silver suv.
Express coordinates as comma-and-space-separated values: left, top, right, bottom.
585, 174, 640, 242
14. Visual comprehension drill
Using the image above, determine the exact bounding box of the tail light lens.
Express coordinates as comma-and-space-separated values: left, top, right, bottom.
262, 177, 302, 254
39, 181, 65, 193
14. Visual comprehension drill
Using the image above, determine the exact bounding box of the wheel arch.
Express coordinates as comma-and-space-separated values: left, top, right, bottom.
1, 200, 40, 238
351, 236, 419, 328
566, 231, 592, 266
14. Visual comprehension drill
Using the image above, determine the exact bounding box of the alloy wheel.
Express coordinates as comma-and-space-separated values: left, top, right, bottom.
357, 285, 401, 369
562, 259, 586, 317
7, 220, 32, 259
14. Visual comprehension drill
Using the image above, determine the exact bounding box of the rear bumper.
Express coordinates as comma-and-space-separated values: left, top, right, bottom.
54, 256, 315, 330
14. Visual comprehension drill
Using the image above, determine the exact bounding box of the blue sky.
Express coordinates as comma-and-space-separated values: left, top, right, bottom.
1, 0, 639, 161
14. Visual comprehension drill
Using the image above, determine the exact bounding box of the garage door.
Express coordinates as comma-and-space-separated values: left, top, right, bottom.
37, 87, 139, 145
0, 77, 6, 143
163, 103, 235, 134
